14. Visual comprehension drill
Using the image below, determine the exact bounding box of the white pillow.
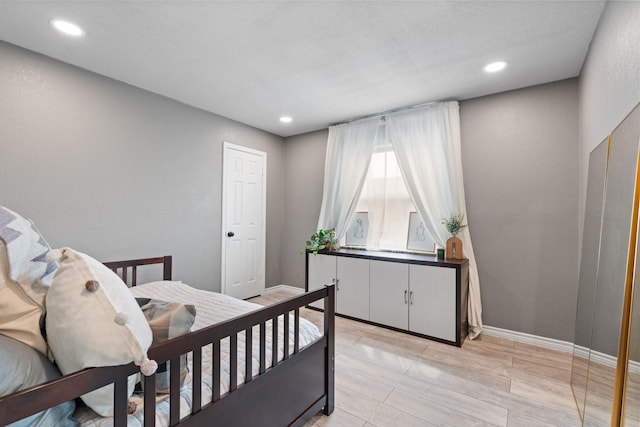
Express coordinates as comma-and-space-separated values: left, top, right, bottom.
45, 247, 157, 417
0, 242, 48, 354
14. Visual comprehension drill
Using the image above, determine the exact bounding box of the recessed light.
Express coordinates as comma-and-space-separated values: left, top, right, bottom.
484, 61, 508, 73
50, 19, 84, 37
279, 116, 292, 123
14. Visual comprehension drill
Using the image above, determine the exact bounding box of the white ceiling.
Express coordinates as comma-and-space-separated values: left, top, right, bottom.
0, 1, 605, 137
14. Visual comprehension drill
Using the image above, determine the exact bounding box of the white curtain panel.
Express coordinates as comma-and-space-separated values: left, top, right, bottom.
386, 102, 483, 339
317, 117, 380, 239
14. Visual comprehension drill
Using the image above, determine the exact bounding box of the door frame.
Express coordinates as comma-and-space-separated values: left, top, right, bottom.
221, 141, 267, 297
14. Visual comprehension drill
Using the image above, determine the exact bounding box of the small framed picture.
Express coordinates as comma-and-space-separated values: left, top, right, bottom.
407, 212, 436, 253
346, 212, 369, 247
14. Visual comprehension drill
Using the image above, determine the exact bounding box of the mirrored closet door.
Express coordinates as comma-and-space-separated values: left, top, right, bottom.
571, 102, 640, 426
625, 246, 640, 425
571, 136, 608, 422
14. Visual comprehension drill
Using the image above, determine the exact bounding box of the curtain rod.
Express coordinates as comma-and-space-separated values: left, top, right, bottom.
330, 100, 444, 127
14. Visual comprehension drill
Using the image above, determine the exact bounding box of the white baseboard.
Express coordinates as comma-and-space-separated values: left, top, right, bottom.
263, 284, 304, 295
572, 344, 640, 374
482, 326, 640, 374
481, 325, 574, 353
572, 344, 618, 369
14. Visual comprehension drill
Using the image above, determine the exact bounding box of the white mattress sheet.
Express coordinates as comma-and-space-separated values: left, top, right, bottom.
75, 281, 322, 427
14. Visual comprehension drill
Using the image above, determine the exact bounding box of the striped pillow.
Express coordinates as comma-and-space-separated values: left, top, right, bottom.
136, 298, 196, 393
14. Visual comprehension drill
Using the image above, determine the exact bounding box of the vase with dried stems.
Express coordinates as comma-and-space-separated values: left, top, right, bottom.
442, 213, 466, 260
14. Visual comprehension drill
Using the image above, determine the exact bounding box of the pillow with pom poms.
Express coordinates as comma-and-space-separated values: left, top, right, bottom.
45, 248, 157, 417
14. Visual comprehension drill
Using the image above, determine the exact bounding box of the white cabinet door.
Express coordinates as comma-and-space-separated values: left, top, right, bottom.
409, 264, 456, 341
307, 254, 336, 309
336, 257, 370, 320
370, 260, 409, 330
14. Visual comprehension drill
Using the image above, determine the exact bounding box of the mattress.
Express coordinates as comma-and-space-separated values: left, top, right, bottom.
75, 281, 322, 427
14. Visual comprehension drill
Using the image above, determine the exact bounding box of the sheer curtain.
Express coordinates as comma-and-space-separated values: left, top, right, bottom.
316, 117, 380, 240
386, 102, 482, 339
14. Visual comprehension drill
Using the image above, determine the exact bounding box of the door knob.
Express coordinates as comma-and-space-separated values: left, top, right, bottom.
227, 231, 235, 237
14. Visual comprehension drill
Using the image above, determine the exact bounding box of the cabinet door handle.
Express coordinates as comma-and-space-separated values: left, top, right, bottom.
404, 290, 408, 304
335, 278, 339, 291
409, 291, 413, 305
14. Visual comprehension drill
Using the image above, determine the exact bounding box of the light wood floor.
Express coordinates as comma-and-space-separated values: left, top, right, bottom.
250, 288, 581, 427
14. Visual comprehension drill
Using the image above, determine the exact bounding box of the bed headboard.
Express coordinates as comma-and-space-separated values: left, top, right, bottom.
103, 255, 172, 287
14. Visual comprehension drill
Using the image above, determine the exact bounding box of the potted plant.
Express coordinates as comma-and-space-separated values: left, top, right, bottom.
442, 213, 467, 237
302, 228, 339, 255
442, 213, 467, 259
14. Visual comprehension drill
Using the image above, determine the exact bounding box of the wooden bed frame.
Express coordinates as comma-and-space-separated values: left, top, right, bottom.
0, 256, 335, 426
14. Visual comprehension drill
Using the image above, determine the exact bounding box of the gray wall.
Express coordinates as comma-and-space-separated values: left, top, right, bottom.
0, 41, 285, 292
282, 129, 328, 288
461, 80, 579, 342
578, 2, 640, 233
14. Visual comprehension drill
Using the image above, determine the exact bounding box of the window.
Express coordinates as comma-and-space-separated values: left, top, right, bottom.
347, 146, 426, 251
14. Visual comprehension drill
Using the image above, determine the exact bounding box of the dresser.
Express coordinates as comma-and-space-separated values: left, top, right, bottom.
305, 248, 469, 346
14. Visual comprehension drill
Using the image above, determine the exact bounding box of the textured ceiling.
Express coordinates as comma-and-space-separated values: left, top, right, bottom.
0, 1, 605, 137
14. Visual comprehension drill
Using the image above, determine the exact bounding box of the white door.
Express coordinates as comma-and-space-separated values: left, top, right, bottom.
222, 142, 266, 299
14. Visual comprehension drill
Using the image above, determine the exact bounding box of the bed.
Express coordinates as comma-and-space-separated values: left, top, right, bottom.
0, 255, 335, 426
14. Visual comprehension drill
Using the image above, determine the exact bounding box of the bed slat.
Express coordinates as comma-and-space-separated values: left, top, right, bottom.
245, 328, 252, 384
294, 308, 300, 353
259, 322, 266, 374
229, 334, 238, 392
143, 374, 156, 427
271, 317, 278, 368
192, 349, 202, 414
114, 376, 128, 426
324, 287, 336, 415
212, 341, 220, 402
284, 311, 290, 360
169, 356, 181, 425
